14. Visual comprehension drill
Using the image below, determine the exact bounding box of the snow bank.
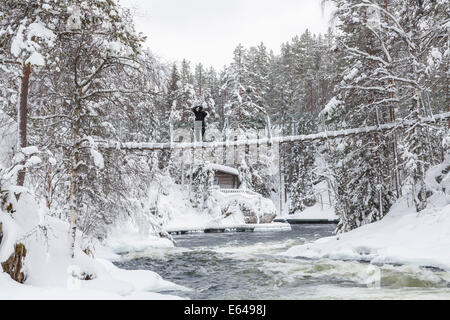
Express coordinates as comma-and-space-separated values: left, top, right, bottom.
0, 193, 186, 299
161, 184, 278, 231
0, 267, 184, 300
103, 220, 174, 255
160, 184, 215, 230
283, 194, 450, 270
287, 203, 338, 221
280, 179, 338, 221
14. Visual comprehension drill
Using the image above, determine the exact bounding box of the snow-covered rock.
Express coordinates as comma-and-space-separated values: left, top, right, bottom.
218, 190, 277, 224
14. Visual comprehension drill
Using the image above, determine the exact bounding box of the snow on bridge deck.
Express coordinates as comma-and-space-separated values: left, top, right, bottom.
97, 112, 450, 151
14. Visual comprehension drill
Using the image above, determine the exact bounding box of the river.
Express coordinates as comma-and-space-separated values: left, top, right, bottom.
114, 224, 450, 299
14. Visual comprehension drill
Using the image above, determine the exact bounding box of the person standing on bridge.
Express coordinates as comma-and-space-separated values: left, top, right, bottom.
191, 105, 208, 141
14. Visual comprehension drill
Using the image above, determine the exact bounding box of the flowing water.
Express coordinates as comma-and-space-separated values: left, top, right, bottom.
114, 224, 450, 299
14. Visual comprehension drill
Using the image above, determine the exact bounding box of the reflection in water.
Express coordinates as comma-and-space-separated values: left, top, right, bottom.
114, 225, 450, 299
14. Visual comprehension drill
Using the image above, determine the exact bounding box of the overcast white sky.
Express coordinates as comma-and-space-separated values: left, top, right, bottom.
120, 0, 333, 70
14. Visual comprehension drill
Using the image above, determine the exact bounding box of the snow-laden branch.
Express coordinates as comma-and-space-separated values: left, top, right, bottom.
341, 42, 389, 67
346, 2, 416, 50
366, 25, 392, 64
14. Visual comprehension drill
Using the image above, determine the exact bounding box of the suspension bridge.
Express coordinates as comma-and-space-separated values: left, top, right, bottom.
93, 111, 450, 220
97, 112, 450, 151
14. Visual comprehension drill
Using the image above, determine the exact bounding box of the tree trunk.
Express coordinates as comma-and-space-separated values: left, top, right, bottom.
45, 162, 53, 209
384, 0, 402, 198
69, 101, 81, 258
16, 62, 31, 198
45, 123, 56, 209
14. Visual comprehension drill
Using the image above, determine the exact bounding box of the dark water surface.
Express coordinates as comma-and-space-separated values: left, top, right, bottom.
114, 224, 450, 299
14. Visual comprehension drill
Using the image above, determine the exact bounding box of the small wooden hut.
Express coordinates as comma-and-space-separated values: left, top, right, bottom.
211, 164, 240, 189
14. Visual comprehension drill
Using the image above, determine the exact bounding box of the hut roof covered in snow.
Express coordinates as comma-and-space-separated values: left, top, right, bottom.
209, 164, 240, 189
209, 164, 239, 176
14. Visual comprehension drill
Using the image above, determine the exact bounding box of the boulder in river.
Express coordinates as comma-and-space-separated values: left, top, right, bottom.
219, 192, 277, 224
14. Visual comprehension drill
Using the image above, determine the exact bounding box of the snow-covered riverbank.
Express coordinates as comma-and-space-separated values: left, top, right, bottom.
0, 179, 285, 299
150, 183, 279, 231
279, 202, 338, 221
284, 194, 450, 271
0, 194, 188, 300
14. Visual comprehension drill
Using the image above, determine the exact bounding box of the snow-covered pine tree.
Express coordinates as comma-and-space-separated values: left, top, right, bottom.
37, 0, 147, 257
324, 0, 399, 232
245, 43, 271, 118
0, 0, 58, 193
221, 44, 267, 130
204, 67, 222, 125
194, 63, 216, 122
164, 63, 183, 130
392, 0, 447, 212
288, 142, 318, 214
189, 163, 215, 209
179, 59, 197, 121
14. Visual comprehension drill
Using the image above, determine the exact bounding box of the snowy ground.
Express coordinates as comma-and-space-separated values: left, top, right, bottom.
158, 184, 279, 230
284, 202, 338, 221
102, 220, 175, 255
161, 184, 216, 230
0, 261, 186, 300
0, 194, 188, 300
284, 193, 450, 271
277, 180, 338, 221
